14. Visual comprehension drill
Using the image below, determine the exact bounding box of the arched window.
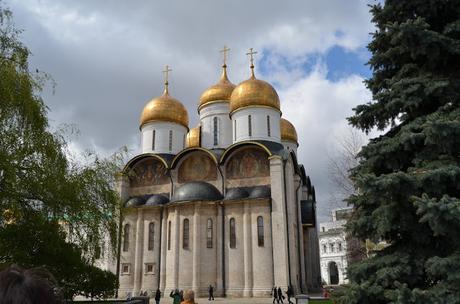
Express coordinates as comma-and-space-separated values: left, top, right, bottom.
148, 222, 155, 251
257, 216, 264, 247
123, 223, 130, 252
323, 244, 327, 253
229, 218, 236, 249
167, 221, 171, 250
183, 219, 190, 250
207, 218, 213, 248
248, 115, 252, 137
213, 117, 218, 146
152, 130, 156, 150
267, 115, 271, 137
330, 243, 334, 253
338, 242, 342, 252
169, 130, 173, 151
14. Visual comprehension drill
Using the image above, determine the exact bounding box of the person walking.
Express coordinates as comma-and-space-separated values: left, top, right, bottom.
272, 286, 278, 304
277, 286, 284, 304
170, 289, 181, 304
286, 285, 294, 304
155, 288, 162, 304
208, 284, 214, 300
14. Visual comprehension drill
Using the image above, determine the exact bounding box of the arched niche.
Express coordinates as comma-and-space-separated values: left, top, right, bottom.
225, 146, 270, 180
175, 150, 218, 183
127, 156, 169, 188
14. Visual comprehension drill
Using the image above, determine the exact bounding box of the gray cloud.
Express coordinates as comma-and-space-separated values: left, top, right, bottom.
7, 0, 374, 221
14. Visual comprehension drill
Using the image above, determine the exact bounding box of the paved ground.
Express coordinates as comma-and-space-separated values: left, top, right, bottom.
151, 295, 324, 304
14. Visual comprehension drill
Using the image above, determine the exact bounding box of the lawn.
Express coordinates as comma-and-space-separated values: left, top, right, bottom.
309, 299, 334, 304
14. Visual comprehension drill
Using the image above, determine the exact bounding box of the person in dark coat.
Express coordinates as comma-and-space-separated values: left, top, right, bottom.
155, 288, 162, 304
272, 286, 278, 304
208, 284, 215, 300
170, 289, 181, 304
286, 285, 294, 304
277, 286, 284, 304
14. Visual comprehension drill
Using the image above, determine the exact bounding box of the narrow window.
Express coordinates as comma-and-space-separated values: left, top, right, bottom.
167, 221, 171, 250
229, 218, 236, 249
257, 216, 264, 247
234, 120, 237, 141
323, 244, 327, 253
169, 130, 173, 151
322, 227, 325, 232
207, 218, 213, 248
338, 242, 342, 252
248, 115, 252, 137
148, 222, 155, 251
183, 219, 190, 249
123, 223, 130, 252
213, 117, 218, 146
267, 115, 271, 137
330, 243, 334, 253
152, 130, 156, 150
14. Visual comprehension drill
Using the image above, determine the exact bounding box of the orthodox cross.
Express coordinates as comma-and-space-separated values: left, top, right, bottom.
246, 48, 258, 76
162, 65, 172, 94
220, 45, 230, 66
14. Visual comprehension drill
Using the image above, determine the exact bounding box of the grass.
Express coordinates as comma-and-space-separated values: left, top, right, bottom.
309, 300, 334, 304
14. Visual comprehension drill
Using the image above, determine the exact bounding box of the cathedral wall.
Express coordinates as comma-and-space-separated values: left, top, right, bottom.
199, 103, 232, 149
119, 209, 137, 296
141, 122, 187, 154
282, 140, 298, 156
177, 205, 194, 290
198, 205, 218, 295
250, 201, 273, 296
140, 208, 162, 293
128, 157, 170, 197
164, 207, 179, 290
232, 108, 281, 143
224, 202, 245, 296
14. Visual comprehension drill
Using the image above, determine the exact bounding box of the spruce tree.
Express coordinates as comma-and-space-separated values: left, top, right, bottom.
337, 1, 460, 303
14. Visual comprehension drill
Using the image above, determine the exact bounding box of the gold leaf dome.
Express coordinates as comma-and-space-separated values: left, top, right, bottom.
199, 65, 235, 111
140, 87, 189, 129
281, 118, 298, 143
186, 126, 201, 148
229, 74, 280, 115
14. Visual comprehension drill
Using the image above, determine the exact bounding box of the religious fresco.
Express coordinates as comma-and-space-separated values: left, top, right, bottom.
130, 158, 169, 187
226, 147, 269, 179
178, 153, 217, 183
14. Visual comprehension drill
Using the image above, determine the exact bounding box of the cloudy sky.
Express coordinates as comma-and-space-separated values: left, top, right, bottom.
6, 0, 376, 221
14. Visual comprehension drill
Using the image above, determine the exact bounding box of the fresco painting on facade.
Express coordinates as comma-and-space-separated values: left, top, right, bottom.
129, 158, 169, 187
178, 153, 217, 183
226, 148, 269, 179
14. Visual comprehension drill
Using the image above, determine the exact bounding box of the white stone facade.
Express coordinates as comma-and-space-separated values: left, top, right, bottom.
318, 208, 352, 285
199, 102, 232, 149
231, 107, 281, 143
141, 122, 187, 154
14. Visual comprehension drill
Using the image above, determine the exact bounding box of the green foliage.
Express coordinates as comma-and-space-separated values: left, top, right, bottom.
0, 1, 123, 298
0, 211, 118, 299
337, 1, 460, 303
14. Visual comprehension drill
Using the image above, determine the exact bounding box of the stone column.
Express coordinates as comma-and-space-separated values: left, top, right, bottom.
159, 208, 167, 292
133, 208, 144, 295
243, 201, 253, 296
295, 177, 307, 292
216, 204, 223, 295
269, 156, 289, 289
192, 203, 201, 295
173, 207, 180, 289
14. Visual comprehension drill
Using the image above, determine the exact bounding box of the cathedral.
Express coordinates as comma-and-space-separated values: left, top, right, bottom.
116, 48, 321, 298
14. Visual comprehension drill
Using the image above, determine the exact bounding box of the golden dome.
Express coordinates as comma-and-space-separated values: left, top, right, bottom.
140, 87, 189, 129
199, 65, 235, 111
186, 126, 201, 148
281, 118, 298, 143
229, 74, 280, 114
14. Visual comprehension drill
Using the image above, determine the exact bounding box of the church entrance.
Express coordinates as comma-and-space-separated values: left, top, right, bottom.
328, 261, 339, 285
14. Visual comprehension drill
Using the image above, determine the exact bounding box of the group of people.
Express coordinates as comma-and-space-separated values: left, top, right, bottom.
271, 285, 294, 304
163, 285, 214, 304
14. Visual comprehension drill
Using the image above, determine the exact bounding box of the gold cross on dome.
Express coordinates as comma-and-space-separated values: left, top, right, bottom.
246, 47, 258, 67
220, 45, 230, 66
162, 65, 172, 85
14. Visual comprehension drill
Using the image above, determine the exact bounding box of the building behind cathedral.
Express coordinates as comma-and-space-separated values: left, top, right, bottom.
116, 50, 321, 298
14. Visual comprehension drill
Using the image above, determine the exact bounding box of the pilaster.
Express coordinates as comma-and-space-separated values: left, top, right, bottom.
243, 201, 253, 296
133, 208, 144, 295
192, 203, 201, 295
